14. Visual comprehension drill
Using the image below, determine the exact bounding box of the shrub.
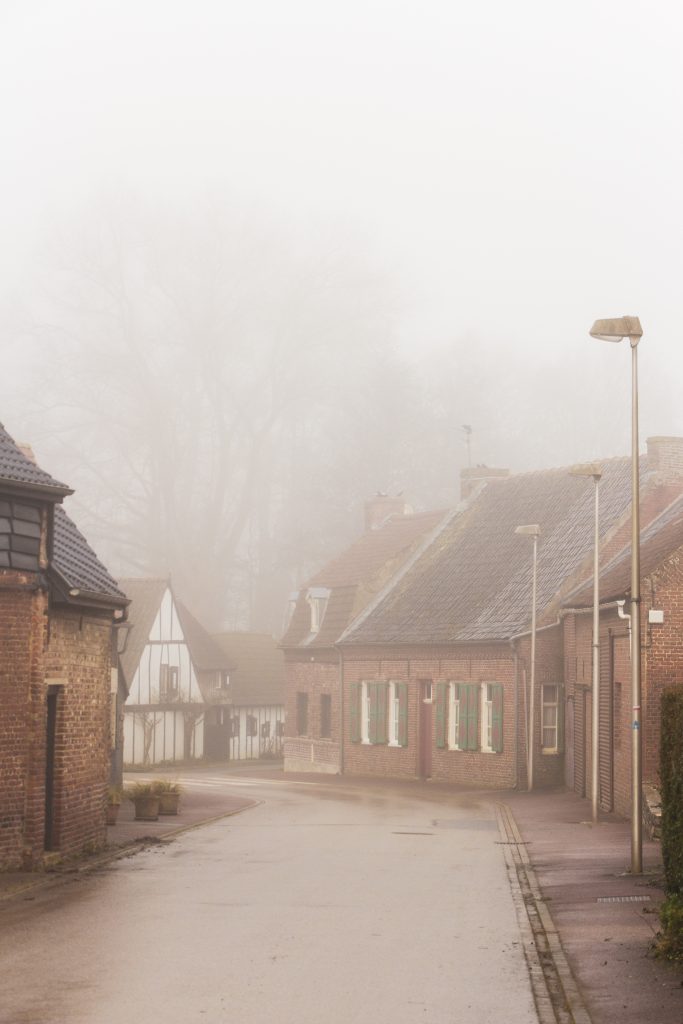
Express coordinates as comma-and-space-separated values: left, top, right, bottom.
655, 687, 683, 960
151, 778, 182, 794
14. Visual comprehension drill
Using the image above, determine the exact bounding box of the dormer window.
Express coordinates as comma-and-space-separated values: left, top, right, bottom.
307, 588, 330, 634
283, 591, 299, 633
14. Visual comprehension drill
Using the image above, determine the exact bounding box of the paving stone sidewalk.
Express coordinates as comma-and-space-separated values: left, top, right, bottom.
505, 789, 682, 1024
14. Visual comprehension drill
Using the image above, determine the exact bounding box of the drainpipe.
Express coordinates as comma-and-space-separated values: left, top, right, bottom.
510, 641, 519, 789
337, 645, 345, 775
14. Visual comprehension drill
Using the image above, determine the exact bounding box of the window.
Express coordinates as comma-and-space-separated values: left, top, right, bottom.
159, 664, 179, 702
260, 720, 271, 738
361, 682, 371, 743
296, 692, 309, 736
350, 681, 406, 746
276, 720, 285, 737
218, 672, 229, 690
307, 588, 330, 633
448, 683, 461, 750
320, 694, 332, 739
388, 682, 401, 746
542, 684, 559, 752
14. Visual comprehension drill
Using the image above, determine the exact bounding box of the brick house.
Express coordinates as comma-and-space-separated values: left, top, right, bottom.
561, 439, 683, 817
284, 440, 683, 803
281, 497, 446, 773
0, 424, 128, 870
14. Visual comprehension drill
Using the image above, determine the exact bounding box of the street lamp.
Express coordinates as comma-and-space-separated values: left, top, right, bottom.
570, 462, 602, 824
516, 523, 541, 792
589, 315, 643, 873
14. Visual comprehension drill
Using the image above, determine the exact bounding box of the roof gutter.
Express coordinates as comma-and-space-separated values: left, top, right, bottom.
508, 599, 626, 642
0, 478, 73, 500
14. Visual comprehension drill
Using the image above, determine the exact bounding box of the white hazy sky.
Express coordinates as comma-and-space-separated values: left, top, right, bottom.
1, 0, 682, 462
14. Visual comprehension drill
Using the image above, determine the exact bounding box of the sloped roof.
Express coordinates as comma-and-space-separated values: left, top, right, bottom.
118, 578, 169, 685
565, 495, 683, 607
52, 506, 128, 606
175, 600, 231, 672
212, 632, 285, 705
344, 458, 641, 645
0, 423, 71, 495
281, 509, 447, 648
118, 579, 230, 685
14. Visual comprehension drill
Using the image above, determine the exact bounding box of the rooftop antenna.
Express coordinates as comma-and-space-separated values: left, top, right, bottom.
462, 425, 473, 468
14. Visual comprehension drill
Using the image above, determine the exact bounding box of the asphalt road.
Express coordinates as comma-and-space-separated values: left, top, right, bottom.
1, 774, 538, 1024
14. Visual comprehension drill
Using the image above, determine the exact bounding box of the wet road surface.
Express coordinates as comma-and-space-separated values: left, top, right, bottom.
1, 774, 538, 1024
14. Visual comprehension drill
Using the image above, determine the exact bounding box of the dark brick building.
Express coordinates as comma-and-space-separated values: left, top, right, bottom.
0, 424, 127, 870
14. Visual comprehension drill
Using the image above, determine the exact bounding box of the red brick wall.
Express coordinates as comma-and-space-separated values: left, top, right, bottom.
514, 628, 565, 788
283, 653, 340, 772
341, 643, 524, 789
0, 575, 47, 870
43, 609, 114, 859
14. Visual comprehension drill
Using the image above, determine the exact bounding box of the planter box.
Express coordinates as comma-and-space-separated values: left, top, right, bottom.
158, 792, 181, 815
133, 795, 160, 821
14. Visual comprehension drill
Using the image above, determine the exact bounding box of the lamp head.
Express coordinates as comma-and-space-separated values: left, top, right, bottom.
515, 524, 541, 537
589, 316, 643, 343
569, 462, 602, 480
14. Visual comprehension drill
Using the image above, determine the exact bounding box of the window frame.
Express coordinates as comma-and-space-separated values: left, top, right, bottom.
481, 682, 494, 753
388, 681, 401, 747
541, 683, 560, 753
448, 682, 462, 751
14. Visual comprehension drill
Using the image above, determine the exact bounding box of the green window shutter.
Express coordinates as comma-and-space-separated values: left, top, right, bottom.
435, 683, 447, 748
457, 683, 469, 750
349, 682, 361, 743
398, 682, 409, 747
491, 684, 504, 753
368, 682, 378, 744
466, 684, 479, 751
375, 682, 388, 744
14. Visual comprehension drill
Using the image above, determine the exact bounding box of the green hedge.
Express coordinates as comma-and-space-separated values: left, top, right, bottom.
661, 687, 683, 895
657, 687, 683, 960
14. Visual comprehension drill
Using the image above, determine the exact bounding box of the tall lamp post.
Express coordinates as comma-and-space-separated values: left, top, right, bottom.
589, 315, 643, 874
516, 523, 541, 791
570, 463, 602, 824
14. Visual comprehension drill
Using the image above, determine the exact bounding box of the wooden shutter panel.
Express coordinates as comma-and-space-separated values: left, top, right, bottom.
466, 684, 479, 751
457, 683, 469, 750
398, 683, 408, 747
368, 682, 378, 744
435, 683, 447, 748
491, 684, 504, 753
375, 682, 388, 744
350, 683, 361, 743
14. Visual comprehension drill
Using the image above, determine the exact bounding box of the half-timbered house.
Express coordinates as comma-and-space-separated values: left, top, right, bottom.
120, 579, 231, 766
210, 632, 285, 760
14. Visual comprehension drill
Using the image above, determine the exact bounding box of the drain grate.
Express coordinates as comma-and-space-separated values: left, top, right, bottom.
596, 895, 651, 903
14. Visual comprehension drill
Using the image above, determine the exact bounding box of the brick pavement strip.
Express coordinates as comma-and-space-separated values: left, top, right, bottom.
497, 803, 593, 1024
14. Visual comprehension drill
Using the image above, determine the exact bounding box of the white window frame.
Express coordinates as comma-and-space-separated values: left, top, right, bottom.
448, 682, 461, 750
542, 684, 559, 753
307, 588, 330, 633
388, 681, 401, 747
361, 681, 371, 744
481, 682, 494, 753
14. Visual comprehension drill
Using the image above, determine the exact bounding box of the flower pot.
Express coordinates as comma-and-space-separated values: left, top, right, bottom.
106, 803, 120, 825
158, 791, 180, 815
133, 795, 160, 821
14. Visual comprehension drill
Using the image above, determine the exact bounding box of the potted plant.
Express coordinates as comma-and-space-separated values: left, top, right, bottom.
152, 778, 182, 815
125, 781, 160, 821
106, 786, 122, 826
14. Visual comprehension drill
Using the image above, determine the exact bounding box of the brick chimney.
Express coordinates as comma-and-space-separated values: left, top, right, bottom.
646, 437, 683, 478
460, 466, 510, 501
17, 443, 37, 465
364, 494, 411, 531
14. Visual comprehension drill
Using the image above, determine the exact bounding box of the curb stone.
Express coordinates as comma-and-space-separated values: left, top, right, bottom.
497, 803, 592, 1024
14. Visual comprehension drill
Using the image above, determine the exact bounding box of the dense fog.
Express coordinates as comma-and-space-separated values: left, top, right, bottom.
1, 1, 681, 630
